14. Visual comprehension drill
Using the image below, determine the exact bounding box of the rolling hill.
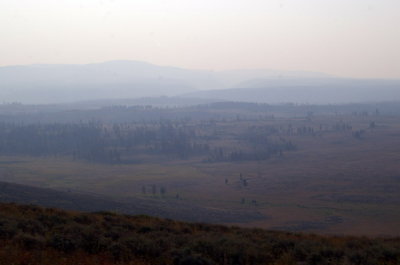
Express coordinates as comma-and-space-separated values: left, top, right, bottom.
0, 202, 399, 265
3, 60, 399, 105
184, 78, 400, 104
0, 181, 263, 224
0, 61, 220, 103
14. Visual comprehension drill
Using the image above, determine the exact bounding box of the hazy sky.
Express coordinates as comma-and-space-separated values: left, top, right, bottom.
1, 0, 399, 78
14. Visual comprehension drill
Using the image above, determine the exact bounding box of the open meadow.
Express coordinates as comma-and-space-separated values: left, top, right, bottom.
1, 105, 399, 236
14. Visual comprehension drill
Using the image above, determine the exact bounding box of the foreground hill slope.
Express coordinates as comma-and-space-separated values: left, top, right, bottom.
0, 202, 399, 265
0, 181, 263, 224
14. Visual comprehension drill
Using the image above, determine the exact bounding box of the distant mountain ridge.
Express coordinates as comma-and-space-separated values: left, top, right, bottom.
1, 60, 399, 104
0, 61, 220, 103
184, 78, 400, 104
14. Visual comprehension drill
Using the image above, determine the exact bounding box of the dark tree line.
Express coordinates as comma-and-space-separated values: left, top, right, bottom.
205, 128, 296, 163
0, 122, 210, 163
0, 121, 296, 164
0, 123, 120, 163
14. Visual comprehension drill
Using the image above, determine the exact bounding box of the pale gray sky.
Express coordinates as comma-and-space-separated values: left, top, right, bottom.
1, 0, 399, 78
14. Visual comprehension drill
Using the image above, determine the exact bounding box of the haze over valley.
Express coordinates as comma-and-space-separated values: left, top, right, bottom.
1, 1, 400, 264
